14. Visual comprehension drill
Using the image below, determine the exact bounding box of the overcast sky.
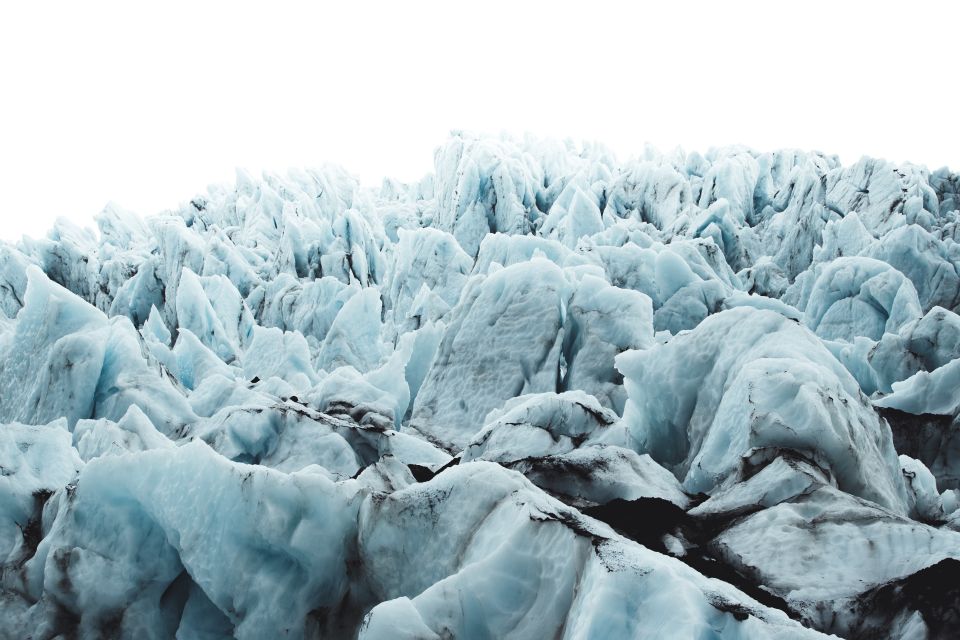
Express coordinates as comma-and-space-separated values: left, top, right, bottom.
1, 0, 957, 241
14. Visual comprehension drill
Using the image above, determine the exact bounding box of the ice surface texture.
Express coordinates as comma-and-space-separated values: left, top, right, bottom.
2, 132, 960, 639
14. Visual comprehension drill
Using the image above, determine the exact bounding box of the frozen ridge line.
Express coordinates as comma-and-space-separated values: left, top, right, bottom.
1, 132, 960, 639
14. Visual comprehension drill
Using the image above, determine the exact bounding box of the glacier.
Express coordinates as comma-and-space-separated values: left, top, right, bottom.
1, 132, 960, 639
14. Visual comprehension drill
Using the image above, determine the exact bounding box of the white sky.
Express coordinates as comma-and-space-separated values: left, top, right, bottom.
1, 0, 957, 241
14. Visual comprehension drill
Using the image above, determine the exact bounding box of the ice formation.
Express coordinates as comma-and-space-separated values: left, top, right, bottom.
2, 133, 960, 639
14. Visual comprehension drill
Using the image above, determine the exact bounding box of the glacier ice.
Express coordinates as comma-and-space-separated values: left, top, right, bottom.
2, 132, 960, 639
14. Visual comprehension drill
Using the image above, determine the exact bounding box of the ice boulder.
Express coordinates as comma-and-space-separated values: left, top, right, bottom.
711, 483, 960, 638
410, 259, 572, 450
787, 257, 922, 341
18, 441, 364, 640
0, 420, 82, 566
616, 307, 910, 514
561, 275, 654, 412
0, 266, 108, 428
383, 227, 471, 335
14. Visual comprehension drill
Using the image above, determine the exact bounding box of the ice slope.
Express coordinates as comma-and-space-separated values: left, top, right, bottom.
1, 132, 959, 639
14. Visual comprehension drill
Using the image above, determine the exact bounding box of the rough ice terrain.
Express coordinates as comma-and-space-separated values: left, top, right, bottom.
2, 133, 960, 639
